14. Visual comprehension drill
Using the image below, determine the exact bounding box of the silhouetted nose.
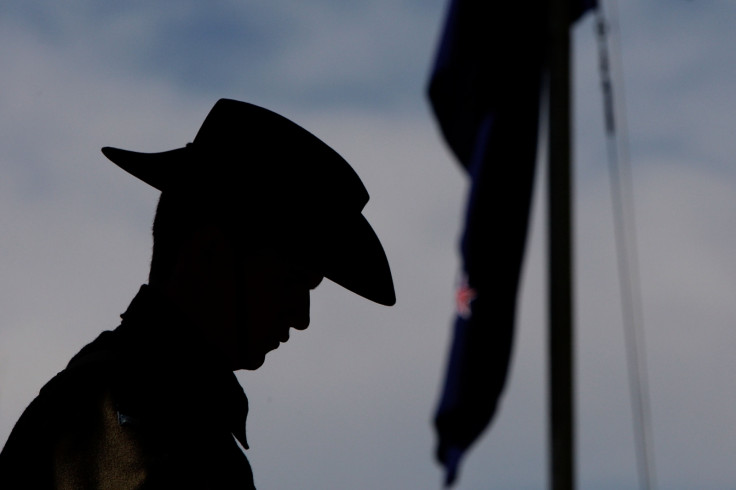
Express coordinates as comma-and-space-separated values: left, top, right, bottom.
291, 314, 310, 331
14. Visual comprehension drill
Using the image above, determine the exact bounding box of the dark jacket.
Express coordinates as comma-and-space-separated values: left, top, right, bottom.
0, 285, 256, 489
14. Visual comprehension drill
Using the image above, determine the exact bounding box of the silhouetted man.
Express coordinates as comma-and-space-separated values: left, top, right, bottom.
0, 99, 395, 488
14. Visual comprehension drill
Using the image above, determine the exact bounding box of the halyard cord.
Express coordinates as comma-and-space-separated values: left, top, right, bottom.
594, 2, 657, 489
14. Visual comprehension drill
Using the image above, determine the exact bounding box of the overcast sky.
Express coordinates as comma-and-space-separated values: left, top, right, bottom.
1, 1, 736, 489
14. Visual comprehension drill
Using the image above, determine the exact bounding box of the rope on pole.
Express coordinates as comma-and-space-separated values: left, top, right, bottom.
594, 2, 657, 488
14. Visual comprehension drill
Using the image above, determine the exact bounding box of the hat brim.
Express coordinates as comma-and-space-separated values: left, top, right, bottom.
308, 213, 395, 306
101, 146, 189, 191
101, 146, 396, 306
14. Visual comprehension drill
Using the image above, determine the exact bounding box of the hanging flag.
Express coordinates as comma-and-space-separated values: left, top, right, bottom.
428, 0, 594, 485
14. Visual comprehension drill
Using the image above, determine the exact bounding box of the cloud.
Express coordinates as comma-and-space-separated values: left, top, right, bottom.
2, 2, 736, 489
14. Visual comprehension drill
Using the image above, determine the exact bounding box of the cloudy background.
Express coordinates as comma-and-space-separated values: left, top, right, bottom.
1, 1, 735, 488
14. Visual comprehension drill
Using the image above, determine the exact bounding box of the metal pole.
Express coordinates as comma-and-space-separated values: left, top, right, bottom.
547, 0, 575, 489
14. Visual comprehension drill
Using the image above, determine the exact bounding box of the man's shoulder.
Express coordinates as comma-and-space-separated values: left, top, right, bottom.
0, 330, 121, 482
35, 330, 121, 404
15, 333, 118, 427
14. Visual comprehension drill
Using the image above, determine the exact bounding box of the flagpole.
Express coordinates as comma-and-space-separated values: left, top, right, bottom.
547, 0, 575, 489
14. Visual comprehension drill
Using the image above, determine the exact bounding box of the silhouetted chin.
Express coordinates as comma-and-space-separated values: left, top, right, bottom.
235, 349, 268, 371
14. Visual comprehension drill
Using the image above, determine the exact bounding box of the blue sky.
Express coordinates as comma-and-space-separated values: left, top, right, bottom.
2, 1, 736, 488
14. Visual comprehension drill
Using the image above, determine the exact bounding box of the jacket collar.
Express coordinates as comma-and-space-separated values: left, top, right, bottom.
118, 284, 250, 449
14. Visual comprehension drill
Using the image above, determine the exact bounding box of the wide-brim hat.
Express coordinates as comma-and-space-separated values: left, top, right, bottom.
102, 98, 395, 306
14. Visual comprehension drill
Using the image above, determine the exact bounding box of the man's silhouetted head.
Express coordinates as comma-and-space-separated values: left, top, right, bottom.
102, 99, 395, 369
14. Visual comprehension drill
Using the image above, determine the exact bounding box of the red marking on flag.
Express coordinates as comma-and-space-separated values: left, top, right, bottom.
456, 280, 477, 319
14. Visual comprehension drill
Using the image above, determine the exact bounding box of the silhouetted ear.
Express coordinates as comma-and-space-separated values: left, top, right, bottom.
191, 225, 238, 276
164, 224, 233, 292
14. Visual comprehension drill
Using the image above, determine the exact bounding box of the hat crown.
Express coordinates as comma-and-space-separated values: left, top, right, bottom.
186, 99, 369, 214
